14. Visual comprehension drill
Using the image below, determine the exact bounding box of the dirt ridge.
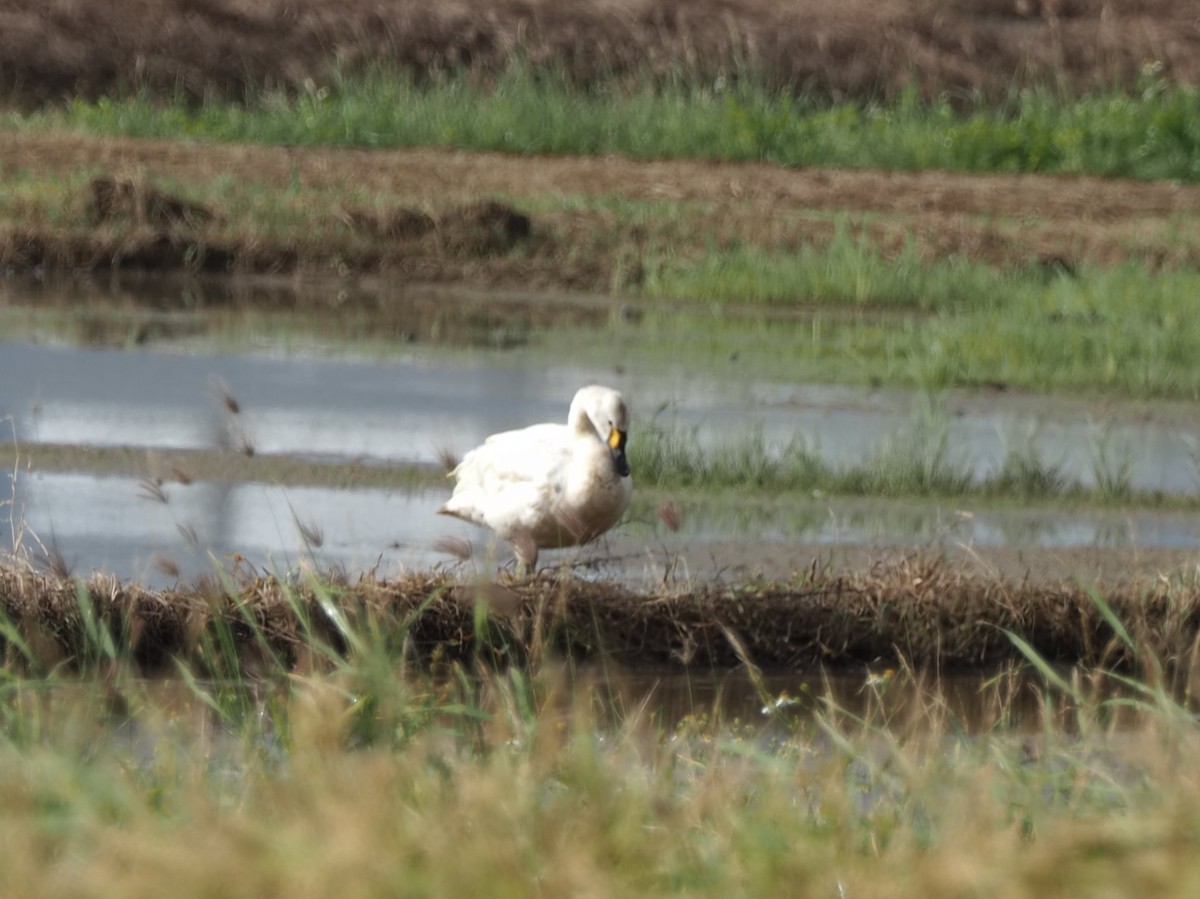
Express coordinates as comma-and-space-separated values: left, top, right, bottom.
2, 555, 1197, 676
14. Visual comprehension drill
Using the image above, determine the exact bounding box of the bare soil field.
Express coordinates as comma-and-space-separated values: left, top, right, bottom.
2, 0, 1198, 107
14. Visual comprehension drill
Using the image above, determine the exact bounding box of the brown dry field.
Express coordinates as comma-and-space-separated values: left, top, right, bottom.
2, 1, 1200, 286
4, 127, 1200, 291
3, 0, 1199, 108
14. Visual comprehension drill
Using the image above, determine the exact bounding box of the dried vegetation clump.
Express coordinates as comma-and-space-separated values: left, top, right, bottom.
2, 555, 1199, 678
88, 177, 216, 230
1, 0, 1197, 108
1, 175, 536, 277
343, 200, 533, 257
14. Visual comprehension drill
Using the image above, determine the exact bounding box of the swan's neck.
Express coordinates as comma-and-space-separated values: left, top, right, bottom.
568, 402, 598, 439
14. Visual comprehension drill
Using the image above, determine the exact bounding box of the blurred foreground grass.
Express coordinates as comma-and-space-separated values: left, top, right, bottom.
1, 562, 1200, 896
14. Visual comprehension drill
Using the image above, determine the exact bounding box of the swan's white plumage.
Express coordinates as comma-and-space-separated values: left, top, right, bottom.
439, 386, 633, 566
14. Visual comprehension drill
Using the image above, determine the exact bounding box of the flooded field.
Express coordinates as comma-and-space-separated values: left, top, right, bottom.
8, 468, 1200, 588
7, 337, 1200, 492
5, 276, 1200, 588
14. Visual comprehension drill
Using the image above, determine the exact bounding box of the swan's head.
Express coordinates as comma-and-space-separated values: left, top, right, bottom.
570, 385, 631, 478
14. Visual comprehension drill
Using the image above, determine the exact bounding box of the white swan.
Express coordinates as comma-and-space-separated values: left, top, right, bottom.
439, 385, 633, 568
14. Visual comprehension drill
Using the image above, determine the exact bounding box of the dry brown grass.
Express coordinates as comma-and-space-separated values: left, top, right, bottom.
1, 0, 1197, 108
3, 553, 1199, 678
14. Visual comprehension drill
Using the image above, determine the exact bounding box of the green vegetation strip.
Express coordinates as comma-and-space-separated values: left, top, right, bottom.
631, 410, 1180, 506
1, 558, 1200, 896
10, 68, 1200, 181
629, 246, 1200, 399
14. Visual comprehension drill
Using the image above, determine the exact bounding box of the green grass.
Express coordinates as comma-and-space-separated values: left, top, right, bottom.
1, 569, 1200, 897
626, 398, 1172, 504
640, 229, 1020, 312
9, 66, 1200, 181
555, 250, 1200, 399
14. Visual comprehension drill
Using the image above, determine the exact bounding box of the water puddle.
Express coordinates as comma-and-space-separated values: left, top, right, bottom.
0, 272, 610, 352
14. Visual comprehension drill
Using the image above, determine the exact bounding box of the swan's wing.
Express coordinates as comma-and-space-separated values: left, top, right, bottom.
456, 424, 570, 486
440, 424, 572, 533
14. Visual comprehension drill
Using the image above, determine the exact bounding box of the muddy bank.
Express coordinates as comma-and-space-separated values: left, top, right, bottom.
3, 0, 1197, 109
2, 555, 1198, 678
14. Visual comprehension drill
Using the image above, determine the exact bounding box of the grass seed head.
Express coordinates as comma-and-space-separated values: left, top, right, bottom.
38, 544, 74, 580
436, 446, 459, 474
177, 522, 201, 550
433, 536, 473, 562
553, 507, 588, 543
137, 477, 168, 504
511, 531, 539, 569
657, 500, 683, 532
294, 515, 325, 549
211, 377, 241, 414
151, 553, 181, 580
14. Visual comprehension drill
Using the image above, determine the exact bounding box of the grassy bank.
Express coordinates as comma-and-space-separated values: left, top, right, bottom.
13, 69, 1200, 182
623, 249, 1200, 398
3, 674, 1200, 899
2, 556, 1200, 897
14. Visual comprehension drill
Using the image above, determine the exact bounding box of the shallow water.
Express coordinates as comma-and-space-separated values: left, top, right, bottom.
5, 296, 1200, 585
4, 340, 1198, 489
6, 465, 1200, 589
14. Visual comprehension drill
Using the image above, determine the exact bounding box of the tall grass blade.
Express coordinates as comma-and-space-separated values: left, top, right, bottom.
74, 580, 117, 663
307, 575, 366, 658
1076, 578, 1136, 657
1004, 630, 1083, 704
0, 606, 39, 672
172, 657, 224, 716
